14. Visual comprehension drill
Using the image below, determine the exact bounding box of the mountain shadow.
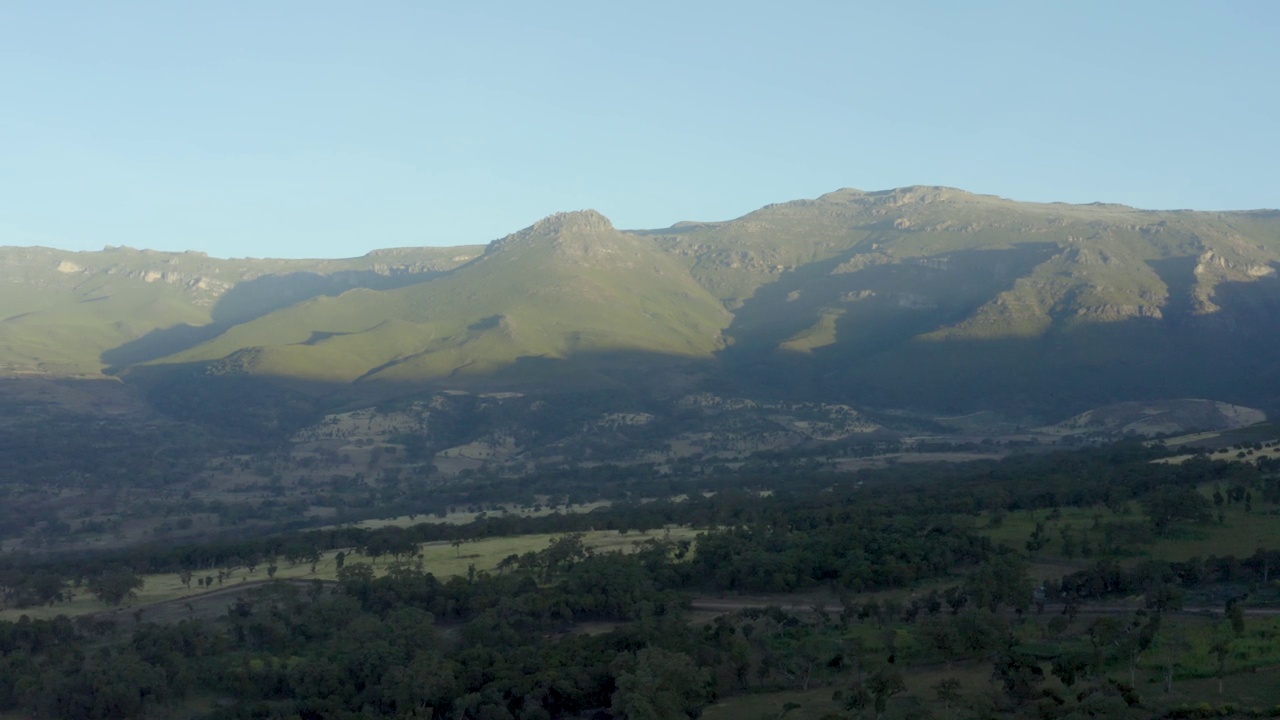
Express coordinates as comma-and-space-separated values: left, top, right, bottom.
723, 243, 1059, 354
111, 260, 1280, 426
110, 258, 1280, 426
1145, 255, 1200, 322
118, 346, 724, 446
794, 264, 1280, 418
717, 243, 1060, 399
101, 269, 447, 370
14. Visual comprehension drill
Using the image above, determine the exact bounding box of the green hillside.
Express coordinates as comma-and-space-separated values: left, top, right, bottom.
5, 187, 1280, 418
0, 245, 482, 374
160, 211, 731, 387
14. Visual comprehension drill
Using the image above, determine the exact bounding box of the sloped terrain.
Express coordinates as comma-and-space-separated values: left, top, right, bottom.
1052, 399, 1267, 437
0, 244, 483, 375
650, 188, 1280, 415
160, 210, 731, 386
4, 187, 1280, 422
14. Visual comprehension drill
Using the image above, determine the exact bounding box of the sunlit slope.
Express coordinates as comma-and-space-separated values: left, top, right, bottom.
7, 187, 1280, 416
0, 245, 481, 374
163, 211, 732, 383
0, 247, 232, 373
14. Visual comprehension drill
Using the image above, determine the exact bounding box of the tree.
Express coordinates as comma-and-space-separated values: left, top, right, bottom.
992, 649, 1044, 704
90, 569, 144, 606
867, 667, 906, 718
1120, 612, 1160, 686
1142, 488, 1211, 535
1227, 600, 1245, 637
1210, 622, 1234, 696
610, 648, 711, 720
920, 616, 958, 668
1150, 630, 1191, 694
964, 552, 1030, 613
1060, 526, 1078, 560
1087, 616, 1121, 676
1051, 652, 1089, 688
932, 677, 963, 720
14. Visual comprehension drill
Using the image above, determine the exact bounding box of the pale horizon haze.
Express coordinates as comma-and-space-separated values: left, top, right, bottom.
1, 1, 1277, 258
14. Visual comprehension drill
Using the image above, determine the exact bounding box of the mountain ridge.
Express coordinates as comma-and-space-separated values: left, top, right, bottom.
4, 186, 1280, 419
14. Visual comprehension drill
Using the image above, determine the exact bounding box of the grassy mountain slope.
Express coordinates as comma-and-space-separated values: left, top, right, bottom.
161, 211, 731, 386
5, 187, 1280, 419
647, 187, 1280, 414
0, 245, 482, 374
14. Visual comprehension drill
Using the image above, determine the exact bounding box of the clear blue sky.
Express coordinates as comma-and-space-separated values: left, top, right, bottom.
2, 1, 1276, 259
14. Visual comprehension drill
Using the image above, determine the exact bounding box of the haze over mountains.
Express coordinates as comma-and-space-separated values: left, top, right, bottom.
5, 186, 1280, 422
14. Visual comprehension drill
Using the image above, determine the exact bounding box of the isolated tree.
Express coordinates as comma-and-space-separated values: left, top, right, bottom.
868, 667, 906, 717
1142, 487, 1211, 535
1087, 616, 1121, 676
1228, 600, 1245, 637
1060, 526, 1078, 560
932, 677, 963, 720
1121, 611, 1160, 686
1210, 621, 1234, 695
90, 569, 144, 606
1151, 630, 1192, 694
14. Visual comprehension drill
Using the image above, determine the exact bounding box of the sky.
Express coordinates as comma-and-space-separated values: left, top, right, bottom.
1, 1, 1277, 259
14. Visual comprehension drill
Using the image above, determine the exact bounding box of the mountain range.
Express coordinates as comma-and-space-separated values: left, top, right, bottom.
5, 186, 1280, 422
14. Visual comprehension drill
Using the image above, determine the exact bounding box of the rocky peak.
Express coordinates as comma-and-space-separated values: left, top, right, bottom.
485, 210, 623, 259
529, 209, 614, 236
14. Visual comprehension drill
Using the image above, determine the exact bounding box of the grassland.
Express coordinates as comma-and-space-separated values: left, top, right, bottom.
975, 488, 1280, 569
0, 526, 699, 622
0, 244, 481, 375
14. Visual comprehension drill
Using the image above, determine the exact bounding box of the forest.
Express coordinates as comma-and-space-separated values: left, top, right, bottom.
2, 442, 1280, 719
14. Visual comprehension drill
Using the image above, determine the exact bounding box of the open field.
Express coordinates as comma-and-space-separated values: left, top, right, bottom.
0, 525, 700, 622
1161, 423, 1280, 448
831, 450, 1007, 471
1158, 443, 1280, 465
974, 489, 1280, 567
1146, 509, 1280, 563
1169, 666, 1280, 709
330, 500, 614, 530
